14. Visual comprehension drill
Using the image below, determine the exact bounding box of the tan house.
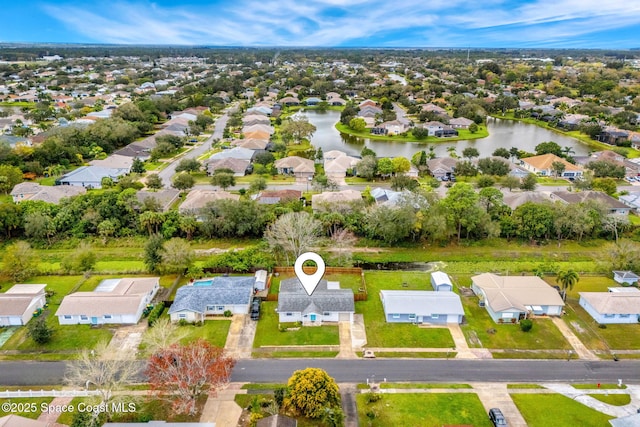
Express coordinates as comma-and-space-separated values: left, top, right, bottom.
274, 156, 315, 179
519, 153, 583, 179
11, 182, 86, 204
206, 158, 251, 176
179, 189, 240, 214
312, 189, 362, 212
0, 284, 46, 326
56, 277, 159, 325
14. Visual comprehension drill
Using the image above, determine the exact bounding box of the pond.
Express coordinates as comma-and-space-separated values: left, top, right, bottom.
305, 110, 592, 159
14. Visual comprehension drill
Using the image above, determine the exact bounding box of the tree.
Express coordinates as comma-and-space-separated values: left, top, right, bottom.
520, 174, 538, 191
535, 141, 563, 156
441, 183, 482, 242
391, 157, 411, 174
254, 152, 275, 166
0, 164, 23, 194
284, 367, 341, 419
27, 316, 52, 344
265, 211, 322, 265
513, 202, 555, 241
2, 241, 38, 282
478, 158, 510, 176
365, 204, 416, 244
468, 122, 479, 133
476, 175, 495, 188
593, 178, 617, 196
0, 202, 22, 238
24, 211, 55, 245
141, 317, 188, 354
98, 219, 117, 244
391, 174, 419, 191
493, 148, 510, 159
144, 234, 164, 273
280, 117, 317, 143
210, 172, 236, 190
146, 339, 235, 415
551, 161, 566, 177
462, 147, 480, 159
586, 161, 626, 179
376, 158, 394, 177
66, 340, 138, 420
249, 177, 267, 193
61, 242, 97, 274
131, 158, 146, 174
160, 238, 195, 274
312, 174, 338, 192
556, 269, 579, 300
172, 172, 195, 191
356, 156, 377, 180
500, 175, 521, 192
175, 158, 201, 174
455, 160, 478, 177
348, 117, 366, 132
146, 173, 163, 190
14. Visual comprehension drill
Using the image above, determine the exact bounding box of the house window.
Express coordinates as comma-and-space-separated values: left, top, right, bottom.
620, 314, 630, 318
179, 314, 186, 318
408, 314, 416, 320
323, 312, 330, 316
64, 315, 72, 320
286, 313, 293, 316
604, 314, 615, 318
392, 314, 400, 319
217, 306, 224, 310
431, 314, 440, 319
80, 315, 88, 320
103, 315, 112, 319
206, 305, 215, 311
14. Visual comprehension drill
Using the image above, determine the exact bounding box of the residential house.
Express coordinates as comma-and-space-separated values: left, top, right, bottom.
243, 130, 271, 140
448, 117, 474, 129
168, 276, 256, 322
550, 190, 632, 215
379, 290, 464, 324
619, 192, 640, 212
370, 187, 405, 206
208, 147, 256, 162
305, 97, 322, 106
242, 124, 274, 136
135, 189, 181, 212
57, 166, 129, 189
502, 192, 552, 210
557, 114, 590, 131
10, 182, 86, 204
427, 157, 457, 180
178, 190, 240, 215
274, 156, 315, 179
89, 154, 134, 171
312, 190, 362, 212
56, 277, 159, 325
254, 190, 302, 204
609, 412, 640, 427
234, 138, 269, 151
371, 120, 406, 136
0, 284, 46, 326
114, 142, 152, 160
471, 273, 565, 323
279, 96, 300, 106
519, 153, 583, 179
324, 151, 359, 179
206, 158, 251, 176
613, 271, 639, 285
257, 415, 297, 427
430, 272, 453, 292
277, 278, 354, 324
574, 150, 640, 178
579, 288, 640, 324
597, 128, 629, 145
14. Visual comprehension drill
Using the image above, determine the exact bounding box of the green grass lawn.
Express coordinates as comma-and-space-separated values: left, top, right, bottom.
253, 302, 339, 347
359, 272, 455, 348
461, 296, 571, 350
335, 122, 489, 143
379, 383, 472, 389
512, 394, 613, 427
178, 320, 231, 347
0, 397, 53, 419
357, 393, 493, 427
588, 394, 631, 406
573, 384, 627, 390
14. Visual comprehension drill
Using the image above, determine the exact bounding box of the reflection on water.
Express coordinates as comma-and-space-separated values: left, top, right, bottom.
307, 110, 592, 159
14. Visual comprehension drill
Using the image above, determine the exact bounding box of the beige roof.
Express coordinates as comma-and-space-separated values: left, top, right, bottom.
0, 415, 50, 427
11, 182, 86, 204
579, 290, 640, 314
243, 130, 271, 140
55, 277, 159, 317
5, 284, 46, 295
312, 190, 362, 205
521, 153, 583, 172
242, 124, 274, 135
179, 189, 240, 213
324, 156, 359, 174
0, 284, 45, 316
274, 156, 315, 173
502, 192, 552, 210
234, 138, 269, 150
472, 273, 564, 312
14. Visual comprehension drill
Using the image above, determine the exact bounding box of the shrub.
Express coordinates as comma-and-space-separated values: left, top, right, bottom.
366, 392, 382, 403
178, 319, 188, 326
520, 319, 533, 332
274, 387, 287, 407
147, 302, 165, 327
223, 310, 232, 317
598, 324, 607, 329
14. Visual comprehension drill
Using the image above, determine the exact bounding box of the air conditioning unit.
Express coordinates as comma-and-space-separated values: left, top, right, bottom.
479, 301, 485, 307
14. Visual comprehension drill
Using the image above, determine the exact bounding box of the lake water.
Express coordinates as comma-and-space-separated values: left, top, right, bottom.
305, 110, 591, 159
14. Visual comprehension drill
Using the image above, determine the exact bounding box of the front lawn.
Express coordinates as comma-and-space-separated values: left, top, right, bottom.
356, 393, 493, 427
359, 272, 455, 348
253, 302, 339, 347
461, 297, 571, 350
565, 300, 640, 350
512, 394, 613, 427
178, 320, 231, 347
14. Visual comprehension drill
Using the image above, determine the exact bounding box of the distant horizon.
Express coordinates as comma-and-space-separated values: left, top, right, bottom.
1, 1, 640, 49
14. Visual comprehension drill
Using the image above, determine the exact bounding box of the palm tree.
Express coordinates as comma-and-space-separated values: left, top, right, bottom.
561, 146, 575, 158
556, 270, 579, 301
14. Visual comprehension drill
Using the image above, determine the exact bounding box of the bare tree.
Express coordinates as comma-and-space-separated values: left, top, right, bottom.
330, 228, 357, 266
146, 339, 235, 415
65, 341, 138, 420
265, 211, 322, 265
140, 317, 188, 355
160, 237, 195, 274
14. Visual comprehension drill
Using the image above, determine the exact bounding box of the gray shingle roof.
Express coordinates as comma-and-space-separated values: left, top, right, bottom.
277, 278, 354, 314
169, 277, 255, 314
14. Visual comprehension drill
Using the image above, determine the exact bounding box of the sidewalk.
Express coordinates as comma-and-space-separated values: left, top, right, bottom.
551, 317, 598, 360
448, 323, 492, 359
473, 382, 528, 427
199, 383, 245, 427
37, 396, 73, 427
545, 383, 640, 417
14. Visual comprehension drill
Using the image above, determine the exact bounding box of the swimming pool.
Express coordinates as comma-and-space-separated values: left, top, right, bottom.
192, 279, 214, 286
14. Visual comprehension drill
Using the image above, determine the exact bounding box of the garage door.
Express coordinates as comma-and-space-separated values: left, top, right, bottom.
338, 312, 351, 321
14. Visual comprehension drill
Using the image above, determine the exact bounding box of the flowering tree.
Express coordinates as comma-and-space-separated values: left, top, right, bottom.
145, 339, 235, 415
284, 367, 341, 419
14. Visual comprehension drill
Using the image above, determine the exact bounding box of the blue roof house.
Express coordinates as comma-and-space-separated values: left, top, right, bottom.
57, 166, 129, 189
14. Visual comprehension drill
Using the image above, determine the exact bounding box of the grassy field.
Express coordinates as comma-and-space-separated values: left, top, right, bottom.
178, 320, 231, 347
0, 397, 53, 419
253, 301, 339, 347
359, 272, 455, 348
512, 394, 614, 426
588, 394, 631, 406
379, 383, 472, 389
356, 393, 493, 427
461, 296, 571, 350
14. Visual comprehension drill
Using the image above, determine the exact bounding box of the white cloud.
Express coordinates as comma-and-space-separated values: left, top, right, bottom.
42, 0, 640, 47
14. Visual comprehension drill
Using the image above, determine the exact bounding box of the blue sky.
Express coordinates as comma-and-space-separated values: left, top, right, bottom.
1, 0, 640, 48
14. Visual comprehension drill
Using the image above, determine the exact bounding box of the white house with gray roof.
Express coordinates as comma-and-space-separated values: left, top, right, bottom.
168, 276, 256, 322
380, 290, 464, 324
57, 165, 129, 189
277, 278, 354, 324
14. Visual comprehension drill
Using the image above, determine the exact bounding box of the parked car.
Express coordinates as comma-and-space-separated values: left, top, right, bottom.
489, 408, 508, 426
250, 298, 260, 320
